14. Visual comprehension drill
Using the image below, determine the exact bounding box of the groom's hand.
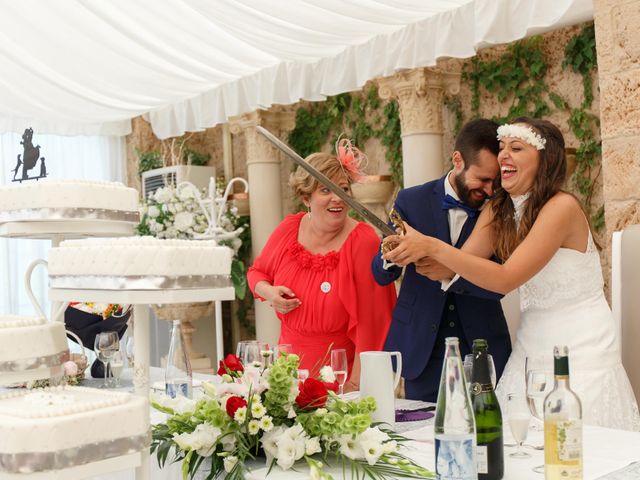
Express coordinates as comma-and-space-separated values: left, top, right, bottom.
415, 257, 455, 281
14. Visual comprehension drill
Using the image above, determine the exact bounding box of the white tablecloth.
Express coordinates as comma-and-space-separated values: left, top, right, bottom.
84, 369, 640, 480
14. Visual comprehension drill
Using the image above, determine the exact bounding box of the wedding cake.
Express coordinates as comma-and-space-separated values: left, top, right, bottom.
48, 237, 233, 289
0, 179, 139, 223
0, 386, 148, 473
0, 315, 68, 383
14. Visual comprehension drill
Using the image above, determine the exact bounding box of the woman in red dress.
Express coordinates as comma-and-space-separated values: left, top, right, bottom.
247, 141, 396, 391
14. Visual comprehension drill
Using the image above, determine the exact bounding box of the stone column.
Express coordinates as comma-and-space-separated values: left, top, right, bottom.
230, 109, 295, 345
377, 68, 460, 188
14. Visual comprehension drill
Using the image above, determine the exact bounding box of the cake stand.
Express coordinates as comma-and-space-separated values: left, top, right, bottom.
49, 286, 235, 480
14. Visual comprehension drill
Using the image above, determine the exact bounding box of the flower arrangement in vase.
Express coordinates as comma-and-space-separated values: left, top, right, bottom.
151, 353, 434, 480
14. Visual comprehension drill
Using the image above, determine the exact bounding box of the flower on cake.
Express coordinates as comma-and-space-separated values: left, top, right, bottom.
151, 354, 434, 480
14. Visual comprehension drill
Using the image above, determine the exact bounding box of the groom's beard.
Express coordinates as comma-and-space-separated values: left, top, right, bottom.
454, 170, 489, 210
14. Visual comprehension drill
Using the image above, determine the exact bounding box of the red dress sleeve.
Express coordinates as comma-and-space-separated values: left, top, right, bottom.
338, 223, 396, 354
247, 213, 302, 301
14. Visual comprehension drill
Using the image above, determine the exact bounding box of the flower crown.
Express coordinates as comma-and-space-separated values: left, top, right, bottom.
497, 124, 546, 150
335, 136, 366, 181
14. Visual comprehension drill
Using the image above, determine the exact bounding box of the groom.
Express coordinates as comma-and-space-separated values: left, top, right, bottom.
371, 119, 511, 401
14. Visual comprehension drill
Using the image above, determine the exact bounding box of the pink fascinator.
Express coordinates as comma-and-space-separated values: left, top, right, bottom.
335, 136, 366, 182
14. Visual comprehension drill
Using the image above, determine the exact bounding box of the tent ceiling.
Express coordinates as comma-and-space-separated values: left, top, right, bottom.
0, 0, 593, 138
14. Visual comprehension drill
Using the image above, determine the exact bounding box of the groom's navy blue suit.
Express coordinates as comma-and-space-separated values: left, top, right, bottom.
371, 175, 511, 401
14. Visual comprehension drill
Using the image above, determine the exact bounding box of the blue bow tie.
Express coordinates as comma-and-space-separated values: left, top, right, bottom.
442, 194, 479, 218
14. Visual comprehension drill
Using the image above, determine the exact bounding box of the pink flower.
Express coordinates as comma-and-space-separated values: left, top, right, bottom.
63, 361, 78, 376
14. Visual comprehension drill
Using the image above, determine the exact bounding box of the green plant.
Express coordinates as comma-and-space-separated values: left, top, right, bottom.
136, 148, 162, 175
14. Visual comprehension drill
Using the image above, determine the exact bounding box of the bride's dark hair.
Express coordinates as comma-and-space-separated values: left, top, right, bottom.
492, 117, 566, 261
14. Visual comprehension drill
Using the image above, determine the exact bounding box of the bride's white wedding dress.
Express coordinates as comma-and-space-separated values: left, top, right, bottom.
496, 212, 640, 431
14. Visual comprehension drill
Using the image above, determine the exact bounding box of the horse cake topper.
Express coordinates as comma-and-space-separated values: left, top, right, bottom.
11, 127, 48, 182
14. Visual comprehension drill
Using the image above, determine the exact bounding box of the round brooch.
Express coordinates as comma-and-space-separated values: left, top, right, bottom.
320, 281, 331, 293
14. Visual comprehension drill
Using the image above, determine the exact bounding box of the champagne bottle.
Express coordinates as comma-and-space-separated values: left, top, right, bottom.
165, 320, 193, 399
435, 337, 477, 480
471, 339, 503, 480
544, 345, 582, 480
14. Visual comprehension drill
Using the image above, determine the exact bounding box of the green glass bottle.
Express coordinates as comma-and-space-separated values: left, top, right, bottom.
471, 339, 504, 480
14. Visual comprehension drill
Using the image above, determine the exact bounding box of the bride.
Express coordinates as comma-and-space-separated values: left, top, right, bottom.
383, 117, 640, 431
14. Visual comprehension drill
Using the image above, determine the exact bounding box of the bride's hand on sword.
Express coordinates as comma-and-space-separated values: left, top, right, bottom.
383, 223, 438, 267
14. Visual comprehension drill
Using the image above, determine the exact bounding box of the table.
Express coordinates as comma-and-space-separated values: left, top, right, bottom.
86, 369, 640, 480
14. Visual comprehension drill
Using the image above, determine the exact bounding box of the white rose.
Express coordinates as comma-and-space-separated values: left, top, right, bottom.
154, 188, 173, 203
147, 205, 160, 218
178, 187, 195, 201
319, 366, 336, 383
174, 212, 194, 232
174, 202, 184, 212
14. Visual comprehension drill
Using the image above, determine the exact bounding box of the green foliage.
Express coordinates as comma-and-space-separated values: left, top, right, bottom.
136, 148, 162, 175
182, 146, 211, 166
444, 95, 464, 138
288, 86, 403, 187
563, 23, 597, 108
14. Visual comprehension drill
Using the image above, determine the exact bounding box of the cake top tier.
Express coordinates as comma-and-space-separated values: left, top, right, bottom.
0, 386, 132, 419
57, 236, 220, 248
0, 315, 46, 329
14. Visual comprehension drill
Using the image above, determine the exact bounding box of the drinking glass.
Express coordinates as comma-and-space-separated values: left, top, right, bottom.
236, 340, 258, 364
94, 331, 120, 388
525, 356, 552, 473
110, 351, 124, 388
274, 343, 292, 359
330, 349, 348, 396
125, 335, 135, 369
297, 369, 310, 382
243, 342, 262, 367
506, 393, 532, 458
463, 353, 497, 387
259, 342, 274, 367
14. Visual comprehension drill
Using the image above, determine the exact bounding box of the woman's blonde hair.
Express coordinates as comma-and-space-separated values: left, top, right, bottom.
288, 152, 355, 199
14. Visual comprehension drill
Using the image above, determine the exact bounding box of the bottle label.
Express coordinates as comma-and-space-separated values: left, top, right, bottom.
470, 382, 494, 395
476, 445, 488, 474
435, 434, 476, 480
556, 420, 582, 461
166, 382, 190, 399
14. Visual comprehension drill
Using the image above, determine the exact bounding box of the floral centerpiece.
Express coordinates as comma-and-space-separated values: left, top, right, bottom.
151, 354, 434, 480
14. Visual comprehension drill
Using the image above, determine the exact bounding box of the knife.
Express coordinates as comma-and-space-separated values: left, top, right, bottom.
256, 126, 396, 236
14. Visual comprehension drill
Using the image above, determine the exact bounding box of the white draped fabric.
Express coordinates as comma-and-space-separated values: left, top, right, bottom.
0, 133, 126, 316
0, 0, 593, 139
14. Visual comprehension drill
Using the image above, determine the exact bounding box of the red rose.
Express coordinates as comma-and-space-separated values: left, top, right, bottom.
217, 354, 244, 376
296, 378, 332, 409
226, 395, 248, 418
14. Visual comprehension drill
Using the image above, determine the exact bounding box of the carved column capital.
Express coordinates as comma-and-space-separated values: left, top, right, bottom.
229, 109, 296, 165
377, 67, 461, 135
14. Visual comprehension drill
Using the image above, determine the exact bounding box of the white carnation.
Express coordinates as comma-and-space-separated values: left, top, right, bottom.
319, 366, 336, 383
147, 205, 160, 218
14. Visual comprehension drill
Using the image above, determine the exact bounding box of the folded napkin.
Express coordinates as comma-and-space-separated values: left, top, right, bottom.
395, 407, 435, 423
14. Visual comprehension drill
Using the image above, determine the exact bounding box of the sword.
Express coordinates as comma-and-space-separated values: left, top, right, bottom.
256, 126, 396, 236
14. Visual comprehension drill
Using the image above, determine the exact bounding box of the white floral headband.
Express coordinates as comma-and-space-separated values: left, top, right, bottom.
497, 124, 546, 150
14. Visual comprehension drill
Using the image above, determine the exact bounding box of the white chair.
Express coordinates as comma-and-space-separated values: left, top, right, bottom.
611, 225, 640, 403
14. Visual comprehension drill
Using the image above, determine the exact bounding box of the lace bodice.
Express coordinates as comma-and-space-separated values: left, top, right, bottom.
518, 232, 603, 311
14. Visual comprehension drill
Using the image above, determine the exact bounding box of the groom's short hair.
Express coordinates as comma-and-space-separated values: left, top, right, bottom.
455, 119, 500, 169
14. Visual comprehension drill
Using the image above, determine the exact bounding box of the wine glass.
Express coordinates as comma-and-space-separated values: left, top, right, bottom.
259, 342, 274, 367
330, 349, 348, 396
110, 351, 124, 388
94, 331, 120, 388
525, 356, 552, 473
506, 393, 532, 458
463, 353, 497, 387
274, 343, 292, 359
243, 342, 262, 368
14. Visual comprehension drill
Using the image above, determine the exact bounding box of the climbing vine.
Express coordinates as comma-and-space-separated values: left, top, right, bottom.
458, 23, 602, 229
288, 86, 403, 187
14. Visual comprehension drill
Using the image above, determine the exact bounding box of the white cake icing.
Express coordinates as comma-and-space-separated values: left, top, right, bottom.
0, 179, 139, 221
0, 315, 67, 367
48, 236, 233, 277
0, 386, 147, 458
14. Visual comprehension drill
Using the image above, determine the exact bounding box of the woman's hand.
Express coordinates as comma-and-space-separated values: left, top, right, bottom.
415, 257, 455, 281
382, 223, 439, 266
264, 285, 301, 314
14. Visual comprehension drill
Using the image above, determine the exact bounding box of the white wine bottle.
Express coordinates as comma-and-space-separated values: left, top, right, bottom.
435, 337, 477, 480
543, 345, 582, 480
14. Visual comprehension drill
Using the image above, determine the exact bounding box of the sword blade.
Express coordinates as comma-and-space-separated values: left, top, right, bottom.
256, 126, 395, 236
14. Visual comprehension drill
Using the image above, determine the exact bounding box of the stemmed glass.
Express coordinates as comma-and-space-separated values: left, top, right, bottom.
125, 335, 135, 369
525, 356, 552, 473
94, 331, 120, 388
506, 393, 532, 458
236, 340, 257, 363
259, 342, 274, 368
243, 342, 262, 367
330, 349, 348, 396
274, 343, 292, 359
110, 351, 124, 388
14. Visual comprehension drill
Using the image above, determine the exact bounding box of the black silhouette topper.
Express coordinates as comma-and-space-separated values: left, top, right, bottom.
11, 127, 48, 183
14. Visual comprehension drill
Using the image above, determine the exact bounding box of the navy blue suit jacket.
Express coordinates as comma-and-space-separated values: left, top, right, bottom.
371, 175, 511, 381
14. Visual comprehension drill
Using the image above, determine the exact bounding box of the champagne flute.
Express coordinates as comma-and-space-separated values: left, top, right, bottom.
94, 331, 120, 388
274, 343, 292, 359
110, 351, 124, 388
506, 393, 532, 458
330, 349, 348, 396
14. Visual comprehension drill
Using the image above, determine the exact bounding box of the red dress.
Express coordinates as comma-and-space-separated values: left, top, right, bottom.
247, 212, 396, 377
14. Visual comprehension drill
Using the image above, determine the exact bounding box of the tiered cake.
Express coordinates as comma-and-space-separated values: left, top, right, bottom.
48, 237, 233, 289
0, 179, 139, 223
0, 315, 68, 384
0, 386, 148, 473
